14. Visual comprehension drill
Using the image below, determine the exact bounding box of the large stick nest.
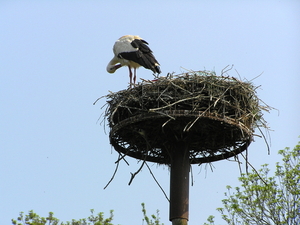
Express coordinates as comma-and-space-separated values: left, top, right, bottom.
102, 71, 270, 164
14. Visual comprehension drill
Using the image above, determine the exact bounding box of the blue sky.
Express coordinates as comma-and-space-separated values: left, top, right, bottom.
1, 1, 300, 224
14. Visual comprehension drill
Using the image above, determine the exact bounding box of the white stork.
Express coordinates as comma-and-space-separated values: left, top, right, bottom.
106, 35, 161, 86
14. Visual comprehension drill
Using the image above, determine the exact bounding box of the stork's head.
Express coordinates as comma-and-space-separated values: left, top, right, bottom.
106, 63, 122, 73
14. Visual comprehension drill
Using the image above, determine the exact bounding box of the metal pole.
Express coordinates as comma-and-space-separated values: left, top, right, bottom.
169, 142, 190, 225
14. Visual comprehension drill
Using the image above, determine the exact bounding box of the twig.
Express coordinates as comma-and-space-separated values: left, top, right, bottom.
240, 152, 268, 186
145, 162, 170, 202
128, 128, 153, 185
235, 154, 243, 176
93, 96, 103, 105
170, 80, 193, 95
115, 152, 130, 166
128, 160, 146, 185
249, 71, 264, 82
257, 126, 270, 155
149, 95, 203, 112
104, 154, 121, 189
221, 64, 234, 76
153, 111, 175, 121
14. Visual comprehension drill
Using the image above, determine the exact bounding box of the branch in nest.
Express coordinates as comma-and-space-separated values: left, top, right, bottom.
128, 160, 146, 185
104, 154, 122, 189
145, 162, 169, 202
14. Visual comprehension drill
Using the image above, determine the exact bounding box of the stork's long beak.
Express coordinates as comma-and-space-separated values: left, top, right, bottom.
114, 64, 122, 70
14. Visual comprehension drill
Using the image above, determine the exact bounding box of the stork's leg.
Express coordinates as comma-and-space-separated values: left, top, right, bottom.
128, 66, 133, 87
133, 68, 137, 84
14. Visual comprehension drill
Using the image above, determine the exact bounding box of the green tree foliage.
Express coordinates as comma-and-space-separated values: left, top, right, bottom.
205, 139, 300, 225
12, 204, 163, 225
12, 209, 115, 225
141, 203, 164, 225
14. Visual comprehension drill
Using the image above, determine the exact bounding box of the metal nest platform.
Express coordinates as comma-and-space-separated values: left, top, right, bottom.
103, 71, 269, 164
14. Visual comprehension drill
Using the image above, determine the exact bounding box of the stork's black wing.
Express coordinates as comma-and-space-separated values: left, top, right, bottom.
118, 39, 161, 74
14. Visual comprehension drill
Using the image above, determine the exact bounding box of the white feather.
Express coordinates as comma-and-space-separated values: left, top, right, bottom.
113, 35, 140, 56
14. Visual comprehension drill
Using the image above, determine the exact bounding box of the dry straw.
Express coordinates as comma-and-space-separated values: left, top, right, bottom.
102, 70, 271, 164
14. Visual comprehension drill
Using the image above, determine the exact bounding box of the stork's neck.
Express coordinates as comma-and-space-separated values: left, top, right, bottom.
107, 57, 122, 73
